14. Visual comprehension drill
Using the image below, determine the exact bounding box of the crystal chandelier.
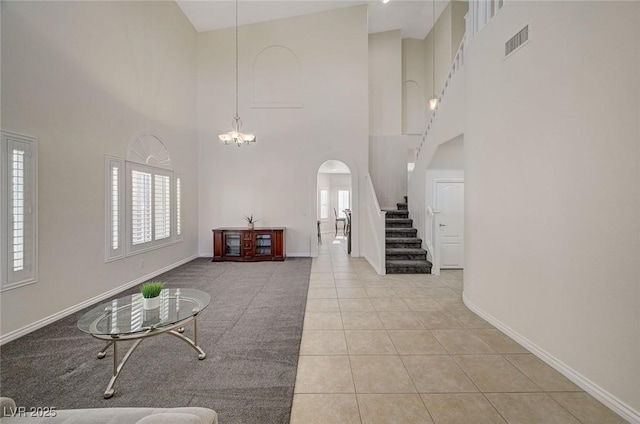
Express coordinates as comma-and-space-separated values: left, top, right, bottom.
219, 0, 256, 146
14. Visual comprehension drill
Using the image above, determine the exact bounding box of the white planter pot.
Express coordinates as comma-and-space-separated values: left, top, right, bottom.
143, 296, 161, 310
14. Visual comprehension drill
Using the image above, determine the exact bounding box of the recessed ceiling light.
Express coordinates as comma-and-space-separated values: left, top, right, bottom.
382, 0, 391, 4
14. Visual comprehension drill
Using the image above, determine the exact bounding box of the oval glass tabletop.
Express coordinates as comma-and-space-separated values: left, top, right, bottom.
77, 288, 211, 336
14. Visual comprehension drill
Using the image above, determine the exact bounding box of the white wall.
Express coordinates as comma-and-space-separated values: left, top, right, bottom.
402, 38, 427, 135
465, 1, 640, 417
450, 1, 468, 60
424, 3, 453, 104
369, 30, 402, 135
1, 1, 198, 337
370, 135, 420, 209
197, 6, 368, 258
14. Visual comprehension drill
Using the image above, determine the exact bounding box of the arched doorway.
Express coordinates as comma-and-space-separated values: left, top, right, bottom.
316, 160, 352, 255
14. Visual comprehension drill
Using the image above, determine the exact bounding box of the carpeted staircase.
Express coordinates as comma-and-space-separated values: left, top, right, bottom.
385, 198, 432, 274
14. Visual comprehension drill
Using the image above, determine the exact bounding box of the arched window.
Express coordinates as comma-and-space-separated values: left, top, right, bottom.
105, 131, 182, 261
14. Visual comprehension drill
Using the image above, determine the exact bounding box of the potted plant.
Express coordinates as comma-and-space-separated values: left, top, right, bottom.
141, 281, 165, 309
244, 214, 259, 230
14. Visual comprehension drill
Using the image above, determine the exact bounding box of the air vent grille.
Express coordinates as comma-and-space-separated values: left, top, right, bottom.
505, 25, 529, 57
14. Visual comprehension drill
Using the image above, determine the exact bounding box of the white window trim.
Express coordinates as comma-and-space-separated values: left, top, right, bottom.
126, 162, 175, 256
105, 156, 125, 262
1, 131, 38, 292
105, 157, 184, 262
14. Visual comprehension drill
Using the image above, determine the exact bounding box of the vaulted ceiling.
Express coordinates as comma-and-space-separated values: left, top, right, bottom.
176, 0, 448, 40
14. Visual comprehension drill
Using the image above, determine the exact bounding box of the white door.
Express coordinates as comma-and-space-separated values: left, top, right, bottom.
435, 181, 464, 269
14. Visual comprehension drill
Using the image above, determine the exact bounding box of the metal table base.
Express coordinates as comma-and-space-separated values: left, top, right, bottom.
93, 315, 205, 399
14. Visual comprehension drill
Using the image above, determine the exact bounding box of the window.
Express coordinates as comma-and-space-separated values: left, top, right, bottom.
337, 189, 350, 218
1, 131, 38, 291
131, 169, 153, 245
105, 156, 124, 261
127, 163, 174, 254
105, 132, 182, 260
319, 188, 329, 219
153, 174, 171, 241
176, 176, 182, 238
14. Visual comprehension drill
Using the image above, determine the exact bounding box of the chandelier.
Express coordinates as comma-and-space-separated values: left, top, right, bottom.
219, 0, 256, 146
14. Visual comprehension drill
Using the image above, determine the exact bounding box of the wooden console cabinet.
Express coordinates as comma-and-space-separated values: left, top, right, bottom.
212, 228, 285, 262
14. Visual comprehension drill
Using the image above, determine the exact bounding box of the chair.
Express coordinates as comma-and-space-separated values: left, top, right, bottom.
334, 208, 346, 235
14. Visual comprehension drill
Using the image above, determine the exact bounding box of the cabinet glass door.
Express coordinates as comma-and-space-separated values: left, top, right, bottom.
225, 233, 241, 255
255, 233, 272, 255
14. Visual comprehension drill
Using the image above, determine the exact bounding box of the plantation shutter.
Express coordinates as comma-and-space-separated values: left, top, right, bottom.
131, 169, 152, 245
2, 132, 38, 289
154, 174, 171, 241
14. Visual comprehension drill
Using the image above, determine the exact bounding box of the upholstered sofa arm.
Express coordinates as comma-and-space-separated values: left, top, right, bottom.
0, 399, 217, 424
137, 412, 212, 424
135, 409, 218, 424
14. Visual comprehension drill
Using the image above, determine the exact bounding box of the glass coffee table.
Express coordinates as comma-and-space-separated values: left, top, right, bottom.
77, 288, 210, 398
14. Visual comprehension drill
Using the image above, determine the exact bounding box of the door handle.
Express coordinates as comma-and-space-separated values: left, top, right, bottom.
439, 223, 447, 227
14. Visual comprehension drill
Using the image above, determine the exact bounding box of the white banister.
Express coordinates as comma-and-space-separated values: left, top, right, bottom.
425, 206, 435, 270
417, 38, 466, 158
363, 174, 386, 275
417, 0, 505, 160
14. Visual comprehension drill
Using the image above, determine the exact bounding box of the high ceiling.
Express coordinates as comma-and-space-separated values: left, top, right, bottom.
175, 0, 447, 40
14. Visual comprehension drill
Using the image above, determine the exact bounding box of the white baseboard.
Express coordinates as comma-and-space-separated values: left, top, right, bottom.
0, 255, 198, 346
362, 252, 384, 275
462, 293, 640, 424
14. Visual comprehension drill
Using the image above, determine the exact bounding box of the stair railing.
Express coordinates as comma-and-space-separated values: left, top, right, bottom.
467, 0, 506, 40
416, 0, 506, 160
364, 174, 386, 275
416, 37, 466, 159
426, 206, 441, 275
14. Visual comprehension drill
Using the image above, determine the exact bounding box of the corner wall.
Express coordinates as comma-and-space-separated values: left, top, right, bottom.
465, 1, 640, 417
1, 1, 198, 337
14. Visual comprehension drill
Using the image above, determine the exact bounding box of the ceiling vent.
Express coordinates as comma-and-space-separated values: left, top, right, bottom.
505, 25, 529, 58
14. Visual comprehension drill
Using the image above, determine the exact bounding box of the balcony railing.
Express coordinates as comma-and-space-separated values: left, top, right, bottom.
416, 0, 506, 160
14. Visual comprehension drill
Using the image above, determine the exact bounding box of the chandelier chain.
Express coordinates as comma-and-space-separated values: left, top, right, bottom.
432, 0, 435, 98
235, 0, 239, 119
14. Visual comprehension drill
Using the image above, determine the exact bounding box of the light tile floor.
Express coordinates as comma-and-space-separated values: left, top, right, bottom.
290, 235, 628, 424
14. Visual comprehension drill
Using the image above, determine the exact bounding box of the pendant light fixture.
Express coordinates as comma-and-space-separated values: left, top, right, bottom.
219, 0, 256, 146
429, 0, 438, 111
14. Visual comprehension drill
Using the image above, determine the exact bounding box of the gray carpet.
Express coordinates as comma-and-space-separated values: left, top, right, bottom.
0, 257, 311, 424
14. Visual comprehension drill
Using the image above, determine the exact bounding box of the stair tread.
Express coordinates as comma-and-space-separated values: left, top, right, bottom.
386, 227, 416, 231
386, 248, 427, 254
386, 260, 433, 266
385, 218, 412, 222
385, 237, 422, 241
